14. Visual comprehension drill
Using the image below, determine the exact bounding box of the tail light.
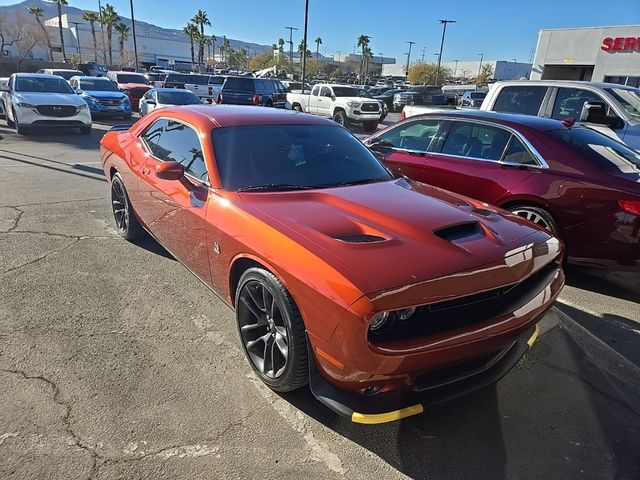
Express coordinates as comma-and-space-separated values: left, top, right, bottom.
401, 110, 406, 121
218, 93, 224, 104
252, 94, 261, 105
619, 200, 640, 216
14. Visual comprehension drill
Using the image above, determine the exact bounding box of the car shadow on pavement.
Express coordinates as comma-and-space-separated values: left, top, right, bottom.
132, 234, 175, 261
564, 266, 640, 303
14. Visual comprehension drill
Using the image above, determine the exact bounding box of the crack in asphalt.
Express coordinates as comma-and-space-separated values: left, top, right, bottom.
2, 237, 81, 276
538, 359, 640, 418
4, 205, 24, 233
0, 197, 109, 209
0, 368, 101, 480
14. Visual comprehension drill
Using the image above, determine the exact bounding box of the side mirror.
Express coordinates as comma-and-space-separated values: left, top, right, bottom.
580, 101, 621, 128
146, 99, 156, 105
331, 94, 336, 101
75, 88, 83, 95
155, 161, 184, 181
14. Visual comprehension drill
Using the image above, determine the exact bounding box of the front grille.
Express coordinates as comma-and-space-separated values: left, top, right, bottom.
35, 105, 77, 117
334, 234, 386, 243
98, 99, 122, 106
369, 262, 560, 343
361, 102, 380, 112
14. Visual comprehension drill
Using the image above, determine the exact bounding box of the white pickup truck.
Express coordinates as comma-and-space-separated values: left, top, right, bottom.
286, 84, 381, 132
401, 104, 459, 120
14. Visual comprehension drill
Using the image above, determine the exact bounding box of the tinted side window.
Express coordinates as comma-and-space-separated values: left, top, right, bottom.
320, 86, 332, 97
377, 120, 442, 152
224, 77, 255, 91
551, 88, 603, 120
155, 121, 208, 182
140, 119, 168, 158
255, 79, 271, 94
311, 85, 320, 96
493, 86, 547, 116
503, 137, 537, 165
441, 122, 511, 161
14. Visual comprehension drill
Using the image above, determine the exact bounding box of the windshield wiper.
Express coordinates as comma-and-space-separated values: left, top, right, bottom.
237, 184, 316, 192
319, 178, 389, 188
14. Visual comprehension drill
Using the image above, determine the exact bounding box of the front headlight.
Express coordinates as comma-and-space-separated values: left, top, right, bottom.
77, 103, 88, 109
346, 101, 360, 108
369, 307, 417, 335
16, 102, 36, 108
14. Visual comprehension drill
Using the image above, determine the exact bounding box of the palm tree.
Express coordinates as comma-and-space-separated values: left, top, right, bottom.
28, 6, 53, 61
183, 23, 198, 65
82, 11, 100, 62
210, 34, 217, 64
357, 34, 370, 81
115, 22, 130, 67
191, 10, 211, 68
100, 4, 120, 66
54, 0, 68, 61
314, 37, 322, 59
363, 46, 373, 79
277, 37, 285, 52
221, 36, 230, 66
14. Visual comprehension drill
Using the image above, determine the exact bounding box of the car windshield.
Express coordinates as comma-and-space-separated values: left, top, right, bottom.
158, 90, 200, 105
212, 124, 393, 191
550, 127, 640, 175
53, 71, 82, 80
333, 87, 359, 97
116, 74, 149, 84
469, 92, 486, 99
79, 79, 119, 92
605, 87, 640, 120
15, 76, 74, 94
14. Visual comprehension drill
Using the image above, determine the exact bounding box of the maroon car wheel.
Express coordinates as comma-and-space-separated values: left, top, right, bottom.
508, 205, 559, 236
235, 268, 308, 392
111, 173, 143, 241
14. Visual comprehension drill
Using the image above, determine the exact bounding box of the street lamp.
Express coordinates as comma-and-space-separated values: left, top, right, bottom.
512, 57, 517, 79
285, 26, 298, 73
453, 59, 458, 78
379, 51, 383, 76
477, 52, 484, 79
69, 21, 83, 58
300, 0, 309, 89
436, 19, 456, 84
129, 0, 139, 70
405, 41, 415, 78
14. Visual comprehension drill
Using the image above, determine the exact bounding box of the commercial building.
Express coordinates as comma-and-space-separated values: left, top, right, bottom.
531, 25, 640, 87
381, 60, 532, 81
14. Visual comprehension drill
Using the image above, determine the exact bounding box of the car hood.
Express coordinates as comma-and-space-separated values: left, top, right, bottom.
339, 97, 376, 103
239, 179, 554, 296
82, 90, 128, 100
119, 83, 151, 90
13, 92, 86, 106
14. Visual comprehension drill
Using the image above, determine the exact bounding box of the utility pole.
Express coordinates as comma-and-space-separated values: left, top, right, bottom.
129, 0, 139, 69
405, 40, 415, 78
420, 46, 426, 63
285, 26, 298, 73
512, 57, 517, 79
300, 0, 309, 89
436, 19, 456, 84
69, 21, 82, 58
453, 59, 458, 78
98, 0, 107, 64
379, 51, 383, 75
477, 52, 484, 79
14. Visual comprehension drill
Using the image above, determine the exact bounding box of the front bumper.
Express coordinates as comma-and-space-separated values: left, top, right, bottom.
310, 324, 540, 424
15, 104, 91, 127
87, 101, 131, 117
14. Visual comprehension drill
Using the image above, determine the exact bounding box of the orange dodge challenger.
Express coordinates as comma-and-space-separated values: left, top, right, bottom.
101, 105, 564, 424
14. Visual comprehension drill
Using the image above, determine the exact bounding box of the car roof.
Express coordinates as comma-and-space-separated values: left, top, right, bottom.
410, 109, 569, 132
72, 76, 111, 80
154, 87, 198, 92
110, 71, 146, 75
164, 104, 335, 128
492, 80, 638, 91
14, 73, 67, 79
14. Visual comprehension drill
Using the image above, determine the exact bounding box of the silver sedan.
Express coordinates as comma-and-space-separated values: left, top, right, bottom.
139, 87, 204, 116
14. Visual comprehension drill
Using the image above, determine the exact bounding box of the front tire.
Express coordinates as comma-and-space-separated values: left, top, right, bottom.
111, 172, 144, 241
333, 109, 347, 126
235, 268, 308, 392
292, 103, 302, 112
363, 121, 378, 133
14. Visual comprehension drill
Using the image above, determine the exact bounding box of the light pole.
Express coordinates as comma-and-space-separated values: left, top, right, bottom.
436, 19, 456, 84
97, 0, 107, 64
379, 52, 383, 75
300, 0, 309, 89
512, 57, 517, 79
335, 50, 341, 62
453, 59, 458, 79
69, 21, 83, 58
285, 26, 298, 74
405, 40, 415, 78
129, 0, 139, 70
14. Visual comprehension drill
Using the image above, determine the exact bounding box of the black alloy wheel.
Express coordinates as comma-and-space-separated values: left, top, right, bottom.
235, 268, 308, 391
110, 173, 143, 240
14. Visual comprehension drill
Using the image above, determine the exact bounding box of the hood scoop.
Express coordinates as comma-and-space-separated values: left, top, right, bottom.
333, 234, 386, 243
433, 221, 483, 243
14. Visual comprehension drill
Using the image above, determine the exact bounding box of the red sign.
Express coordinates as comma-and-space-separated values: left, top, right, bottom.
601, 37, 640, 52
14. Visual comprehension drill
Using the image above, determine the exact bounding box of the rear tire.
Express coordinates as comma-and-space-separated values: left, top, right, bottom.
292, 103, 302, 112
235, 267, 308, 392
507, 205, 559, 236
14, 112, 28, 135
111, 172, 144, 241
79, 126, 92, 135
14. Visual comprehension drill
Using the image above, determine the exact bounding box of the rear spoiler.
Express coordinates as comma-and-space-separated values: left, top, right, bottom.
109, 124, 132, 132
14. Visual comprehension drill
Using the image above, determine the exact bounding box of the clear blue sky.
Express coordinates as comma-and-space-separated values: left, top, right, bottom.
3, 0, 639, 62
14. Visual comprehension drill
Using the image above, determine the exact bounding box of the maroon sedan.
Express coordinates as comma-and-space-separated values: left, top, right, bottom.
365, 111, 640, 270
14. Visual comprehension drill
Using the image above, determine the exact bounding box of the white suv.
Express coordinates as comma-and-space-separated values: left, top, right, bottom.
2, 73, 92, 135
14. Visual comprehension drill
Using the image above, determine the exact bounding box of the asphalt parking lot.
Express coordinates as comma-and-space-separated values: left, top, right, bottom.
0, 115, 639, 480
